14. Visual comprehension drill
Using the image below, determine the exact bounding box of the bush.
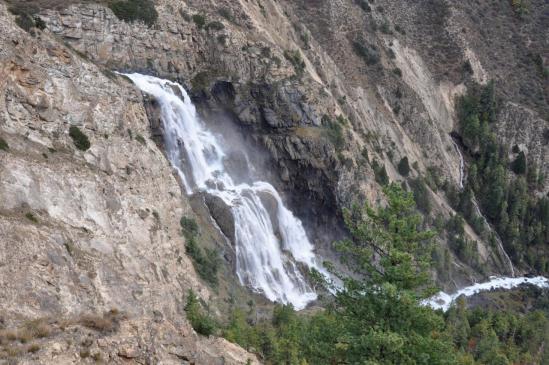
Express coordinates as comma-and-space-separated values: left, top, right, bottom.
397, 156, 410, 176
109, 0, 158, 27
355, 0, 371, 12
180, 216, 199, 238
186, 237, 220, 286
372, 160, 389, 186
205, 21, 224, 31
78, 311, 119, 333
511, 151, 526, 175
185, 290, 218, 336
69, 125, 91, 151
283, 50, 305, 76
192, 14, 206, 29
352, 41, 380, 65
410, 178, 431, 213
33, 15, 46, 30
0, 137, 8, 151
25, 212, 38, 223
322, 115, 345, 151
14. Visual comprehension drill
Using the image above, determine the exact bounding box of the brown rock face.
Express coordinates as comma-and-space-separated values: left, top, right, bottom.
0, 3, 258, 364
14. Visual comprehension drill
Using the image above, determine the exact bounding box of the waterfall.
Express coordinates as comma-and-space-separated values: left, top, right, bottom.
450, 138, 465, 189
423, 276, 549, 311
124, 73, 328, 310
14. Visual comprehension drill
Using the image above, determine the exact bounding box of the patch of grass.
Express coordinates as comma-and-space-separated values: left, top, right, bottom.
192, 14, 206, 29
109, 0, 158, 27
78, 310, 120, 333
27, 344, 40, 353
69, 125, 91, 151
0, 137, 9, 151
25, 212, 38, 223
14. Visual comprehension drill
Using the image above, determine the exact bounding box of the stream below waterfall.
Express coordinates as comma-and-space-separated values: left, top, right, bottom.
124, 73, 329, 310
424, 276, 549, 311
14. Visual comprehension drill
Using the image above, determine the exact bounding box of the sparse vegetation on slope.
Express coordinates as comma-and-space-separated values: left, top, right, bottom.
108, 0, 158, 27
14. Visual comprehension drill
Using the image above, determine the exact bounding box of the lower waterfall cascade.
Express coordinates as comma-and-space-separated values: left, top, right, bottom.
124, 73, 329, 310
424, 276, 549, 311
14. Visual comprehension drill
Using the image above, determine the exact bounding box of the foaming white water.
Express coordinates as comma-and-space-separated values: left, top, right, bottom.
423, 276, 549, 311
124, 73, 328, 309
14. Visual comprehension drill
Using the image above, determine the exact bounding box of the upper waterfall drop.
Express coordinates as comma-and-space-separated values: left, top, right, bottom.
124, 73, 328, 309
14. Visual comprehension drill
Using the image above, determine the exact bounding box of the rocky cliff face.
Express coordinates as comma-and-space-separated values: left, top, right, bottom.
0, 0, 546, 362
0, 3, 258, 363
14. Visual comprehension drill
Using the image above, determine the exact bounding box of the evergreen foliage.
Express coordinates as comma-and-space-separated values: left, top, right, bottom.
455, 82, 549, 272
185, 290, 218, 336
397, 156, 410, 176
218, 184, 549, 364
181, 216, 220, 286
109, 0, 158, 27
69, 125, 91, 151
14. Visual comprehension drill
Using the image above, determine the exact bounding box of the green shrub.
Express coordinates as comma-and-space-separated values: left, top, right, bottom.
109, 0, 158, 27
205, 21, 224, 31
352, 41, 380, 65
185, 290, 218, 336
397, 156, 410, 176
69, 125, 91, 151
135, 134, 146, 145
192, 14, 206, 29
186, 237, 220, 286
180, 216, 199, 238
33, 15, 46, 30
410, 177, 431, 213
392, 68, 402, 77
283, 50, 305, 76
372, 160, 389, 186
25, 212, 38, 223
0, 137, 9, 151
355, 0, 371, 12
15, 13, 35, 32
511, 151, 526, 175
380, 20, 392, 34
322, 115, 345, 151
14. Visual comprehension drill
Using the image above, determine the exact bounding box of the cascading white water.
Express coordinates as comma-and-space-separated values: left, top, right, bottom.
124, 73, 328, 309
423, 276, 549, 311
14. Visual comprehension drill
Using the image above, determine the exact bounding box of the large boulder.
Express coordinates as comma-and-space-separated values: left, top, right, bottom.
204, 194, 235, 243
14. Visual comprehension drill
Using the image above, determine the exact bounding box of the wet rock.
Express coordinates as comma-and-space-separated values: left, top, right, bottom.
204, 194, 235, 243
